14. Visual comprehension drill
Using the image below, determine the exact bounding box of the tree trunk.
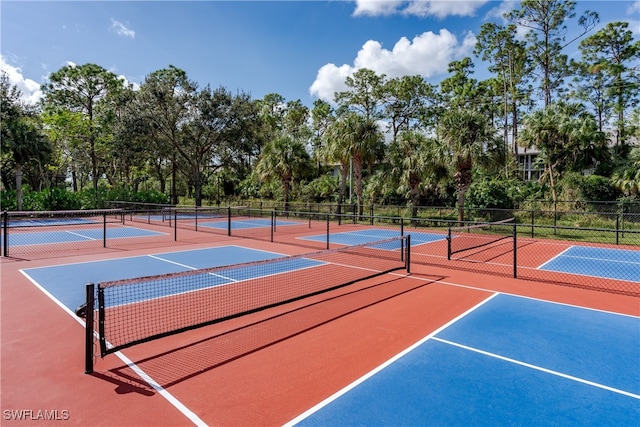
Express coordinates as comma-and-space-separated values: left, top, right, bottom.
457, 188, 465, 225
354, 157, 363, 217
337, 164, 348, 216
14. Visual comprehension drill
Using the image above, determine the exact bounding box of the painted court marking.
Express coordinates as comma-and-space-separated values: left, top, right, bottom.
284, 291, 640, 425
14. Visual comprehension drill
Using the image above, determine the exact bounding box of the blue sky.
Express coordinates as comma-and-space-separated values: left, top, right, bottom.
2, 1, 639, 107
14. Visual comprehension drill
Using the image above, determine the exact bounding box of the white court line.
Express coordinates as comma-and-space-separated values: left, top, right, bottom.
283, 292, 501, 427
432, 337, 640, 400
64, 230, 98, 240
536, 245, 574, 269
18, 270, 207, 426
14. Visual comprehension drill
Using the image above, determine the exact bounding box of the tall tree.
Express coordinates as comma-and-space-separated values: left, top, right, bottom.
254, 136, 311, 212
519, 103, 606, 203
335, 68, 386, 120
388, 130, 447, 218
506, 0, 598, 106
438, 109, 496, 223
577, 21, 640, 150
332, 112, 385, 216
383, 75, 435, 143
475, 22, 530, 163
136, 66, 195, 204
41, 63, 123, 197
1, 72, 52, 208
181, 86, 258, 206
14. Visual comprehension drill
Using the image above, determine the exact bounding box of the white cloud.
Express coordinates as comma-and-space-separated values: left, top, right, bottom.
118, 74, 140, 91
309, 29, 476, 102
353, 0, 489, 18
628, 1, 640, 14
353, 0, 405, 17
110, 19, 135, 38
0, 56, 43, 105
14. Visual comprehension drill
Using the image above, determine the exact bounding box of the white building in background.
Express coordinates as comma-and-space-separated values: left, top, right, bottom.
513, 131, 638, 181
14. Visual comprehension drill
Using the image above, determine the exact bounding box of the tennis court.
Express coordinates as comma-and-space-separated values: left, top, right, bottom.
301, 227, 446, 246
2, 226, 165, 247
538, 245, 640, 282
2, 217, 639, 426
290, 293, 639, 426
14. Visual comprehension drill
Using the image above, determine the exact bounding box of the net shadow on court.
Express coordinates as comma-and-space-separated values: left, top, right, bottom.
101, 274, 443, 390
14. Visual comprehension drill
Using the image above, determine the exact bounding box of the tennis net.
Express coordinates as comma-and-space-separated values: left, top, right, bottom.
82, 235, 410, 373
447, 217, 515, 259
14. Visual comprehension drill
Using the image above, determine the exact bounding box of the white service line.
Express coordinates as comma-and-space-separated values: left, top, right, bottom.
433, 337, 640, 400
282, 292, 500, 426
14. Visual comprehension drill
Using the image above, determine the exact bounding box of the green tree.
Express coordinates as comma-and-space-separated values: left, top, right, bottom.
383, 75, 436, 143
438, 109, 496, 223
611, 147, 640, 197
335, 68, 386, 120
181, 86, 259, 206
577, 21, 640, 149
388, 130, 447, 218
1, 72, 52, 209
506, 0, 599, 106
41, 63, 123, 197
475, 22, 531, 163
519, 103, 606, 203
136, 66, 196, 204
254, 136, 311, 212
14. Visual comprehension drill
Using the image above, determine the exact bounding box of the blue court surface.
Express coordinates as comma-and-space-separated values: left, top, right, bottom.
21, 246, 300, 312
539, 246, 640, 282
2, 226, 165, 247
300, 228, 445, 247
288, 293, 640, 426
7, 217, 97, 227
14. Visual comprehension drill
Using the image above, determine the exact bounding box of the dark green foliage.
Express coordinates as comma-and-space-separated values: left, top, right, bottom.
0, 186, 170, 211
563, 174, 621, 202
467, 179, 515, 210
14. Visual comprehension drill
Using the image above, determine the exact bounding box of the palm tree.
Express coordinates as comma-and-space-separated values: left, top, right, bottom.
321, 119, 351, 216
519, 103, 606, 203
611, 147, 640, 197
438, 109, 495, 223
254, 136, 311, 212
388, 130, 447, 218
6, 116, 52, 210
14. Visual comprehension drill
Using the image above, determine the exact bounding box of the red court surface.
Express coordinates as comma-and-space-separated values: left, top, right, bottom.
1, 222, 638, 426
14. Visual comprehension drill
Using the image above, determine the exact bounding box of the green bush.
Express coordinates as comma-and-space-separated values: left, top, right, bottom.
0, 186, 170, 211
467, 179, 515, 210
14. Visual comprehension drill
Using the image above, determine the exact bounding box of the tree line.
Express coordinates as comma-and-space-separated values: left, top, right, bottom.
2, 1, 639, 221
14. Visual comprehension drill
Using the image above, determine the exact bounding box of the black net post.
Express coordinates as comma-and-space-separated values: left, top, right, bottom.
326, 213, 330, 250
103, 212, 107, 248
2, 211, 7, 257
227, 206, 231, 236
270, 210, 274, 243
513, 221, 517, 278
84, 283, 95, 374
405, 234, 411, 274
447, 227, 452, 260
174, 210, 177, 241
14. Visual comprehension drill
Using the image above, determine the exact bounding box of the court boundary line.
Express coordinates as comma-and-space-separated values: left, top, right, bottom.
532, 245, 640, 283
17, 271, 209, 427
282, 292, 500, 426
432, 337, 640, 399
5, 225, 169, 247
388, 271, 639, 319
64, 230, 98, 241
